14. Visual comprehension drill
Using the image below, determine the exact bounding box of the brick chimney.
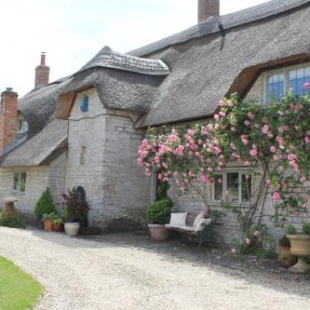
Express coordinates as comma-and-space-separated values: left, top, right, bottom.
0, 88, 18, 154
34, 52, 50, 87
198, 0, 220, 23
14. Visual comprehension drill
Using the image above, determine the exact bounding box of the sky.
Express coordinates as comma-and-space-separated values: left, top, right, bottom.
0, 0, 270, 97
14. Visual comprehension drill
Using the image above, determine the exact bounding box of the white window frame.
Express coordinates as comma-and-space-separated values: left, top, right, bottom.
13, 172, 26, 193
211, 169, 252, 205
264, 62, 310, 104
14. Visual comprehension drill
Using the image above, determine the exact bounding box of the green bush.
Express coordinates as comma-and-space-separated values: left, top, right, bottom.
278, 235, 290, 247
302, 223, 310, 235
0, 214, 25, 229
34, 187, 56, 217
147, 197, 173, 224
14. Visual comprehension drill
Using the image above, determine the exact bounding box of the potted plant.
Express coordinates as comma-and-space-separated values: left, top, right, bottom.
147, 197, 173, 241
278, 235, 297, 267
61, 187, 89, 236
287, 223, 310, 273
42, 212, 57, 231
35, 187, 56, 229
52, 217, 64, 232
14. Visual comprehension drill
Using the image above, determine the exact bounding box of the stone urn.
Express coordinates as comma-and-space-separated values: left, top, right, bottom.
64, 222, 80, 237
287, 234, 310, 273
148, 224, 168, 241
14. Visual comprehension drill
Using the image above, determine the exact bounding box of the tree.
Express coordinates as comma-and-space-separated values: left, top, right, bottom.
138, 85, 310, 255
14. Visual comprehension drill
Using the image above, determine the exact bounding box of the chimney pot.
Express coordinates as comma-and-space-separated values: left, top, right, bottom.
198, 0, 220, 23
35, 53, 50, 88
6, 87, 13, 91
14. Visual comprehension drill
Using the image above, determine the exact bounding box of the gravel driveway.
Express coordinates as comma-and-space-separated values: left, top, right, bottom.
0, 226, 310, 310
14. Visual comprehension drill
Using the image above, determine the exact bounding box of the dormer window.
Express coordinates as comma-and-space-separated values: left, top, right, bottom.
80, 94, 89, 112
16, 113, 28, 134
265, 64, 310, 104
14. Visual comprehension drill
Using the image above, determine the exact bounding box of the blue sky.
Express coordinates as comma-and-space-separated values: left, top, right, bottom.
0, 0, 270, 97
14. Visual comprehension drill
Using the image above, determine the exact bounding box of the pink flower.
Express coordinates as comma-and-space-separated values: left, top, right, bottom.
227, 100, 233, 107
244, 160, 251, 166
244, 120, 250, 126
253, 231, 260, 237
272, 191, 281, 201
262, 125, 269, 135
270, 146, 276, 153
219, 99, 225, 106
214, 114, 220, 121
294, 211, 300, 216
300, 175, 306, 183
249, 148, 257, 157
231, 248, 237, 254
219, 111, 226, 117
247, 112, 255, 119
245, 238, 251, 245
303, 81, 310, 89
305, 136, 310, 144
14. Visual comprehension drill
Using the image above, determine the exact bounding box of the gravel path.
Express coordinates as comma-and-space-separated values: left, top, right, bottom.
0, 226, 310, 310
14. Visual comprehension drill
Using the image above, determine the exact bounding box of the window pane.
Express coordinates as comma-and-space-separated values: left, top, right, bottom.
289, 67, 310, 97
242, 175, 252, 201
20, 172, 26, 192
214, 175, 223, 201
266, 73, 284, 103
227, 173, 238, 203
13, 173, 19, 191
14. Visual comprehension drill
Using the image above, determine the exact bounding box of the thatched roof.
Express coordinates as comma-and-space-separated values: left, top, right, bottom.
56, 47, 168, 119
78, 46, 170, 76
1, 120, 67, 167
129, 0, 310, 127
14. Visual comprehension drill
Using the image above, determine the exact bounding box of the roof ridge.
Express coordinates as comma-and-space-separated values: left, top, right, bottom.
129, 0, 310, 57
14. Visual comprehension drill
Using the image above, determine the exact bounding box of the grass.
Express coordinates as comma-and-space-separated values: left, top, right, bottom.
0, 256, 43, 310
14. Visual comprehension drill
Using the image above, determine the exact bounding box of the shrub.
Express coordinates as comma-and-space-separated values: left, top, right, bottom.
302, 223, 310, 235
285, 224, 296, 235
0, 213, 25, 229
278, 235, 290, 247
34, 187, 56, 217
147, 197, 173, 224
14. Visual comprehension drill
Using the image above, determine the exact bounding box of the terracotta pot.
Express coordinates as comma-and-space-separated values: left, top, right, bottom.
148, 224, 168, 241
43, 219, 53, 231
287, 234, 310, 273
64, 222, 80, 236
53, 223, 64, 232
278, 245, 297, 267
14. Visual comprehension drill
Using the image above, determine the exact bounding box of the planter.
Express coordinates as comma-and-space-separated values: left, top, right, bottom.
64, 222, 80, 236
53, 223, 64, 232
148, 224, 168, 241
43, 219, 53, 231
287, 234, 310, 273
278, 245, 297, 267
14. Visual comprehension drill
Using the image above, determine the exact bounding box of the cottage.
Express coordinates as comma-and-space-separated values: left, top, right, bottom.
0, 0, 310, 238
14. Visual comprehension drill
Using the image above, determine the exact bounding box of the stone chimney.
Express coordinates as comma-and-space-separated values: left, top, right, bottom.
198, 0, 220, 23
0, 88, 18, 154
34, 52, 50, 87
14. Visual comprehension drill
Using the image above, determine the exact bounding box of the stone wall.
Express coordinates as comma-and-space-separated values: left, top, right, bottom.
67, 88, 150, 230
0, 154, 67, 220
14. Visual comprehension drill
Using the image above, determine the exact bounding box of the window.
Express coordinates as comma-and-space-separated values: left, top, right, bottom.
16, 114, 28, 133
211, 171, 251, 204
80, 146, 86, 164
266, 64, 310, 104
13, 172, 26, 193
80, 94, 89, 112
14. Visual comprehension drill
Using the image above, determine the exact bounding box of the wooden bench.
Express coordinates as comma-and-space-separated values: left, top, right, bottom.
164, 212, 212, 243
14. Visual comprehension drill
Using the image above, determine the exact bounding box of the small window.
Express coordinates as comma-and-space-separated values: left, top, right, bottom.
80, 94, 89, 112
16, 114, 28, 133
211, 171, 252, 204
80, 146, 86, 164
13, 172, 26, 193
